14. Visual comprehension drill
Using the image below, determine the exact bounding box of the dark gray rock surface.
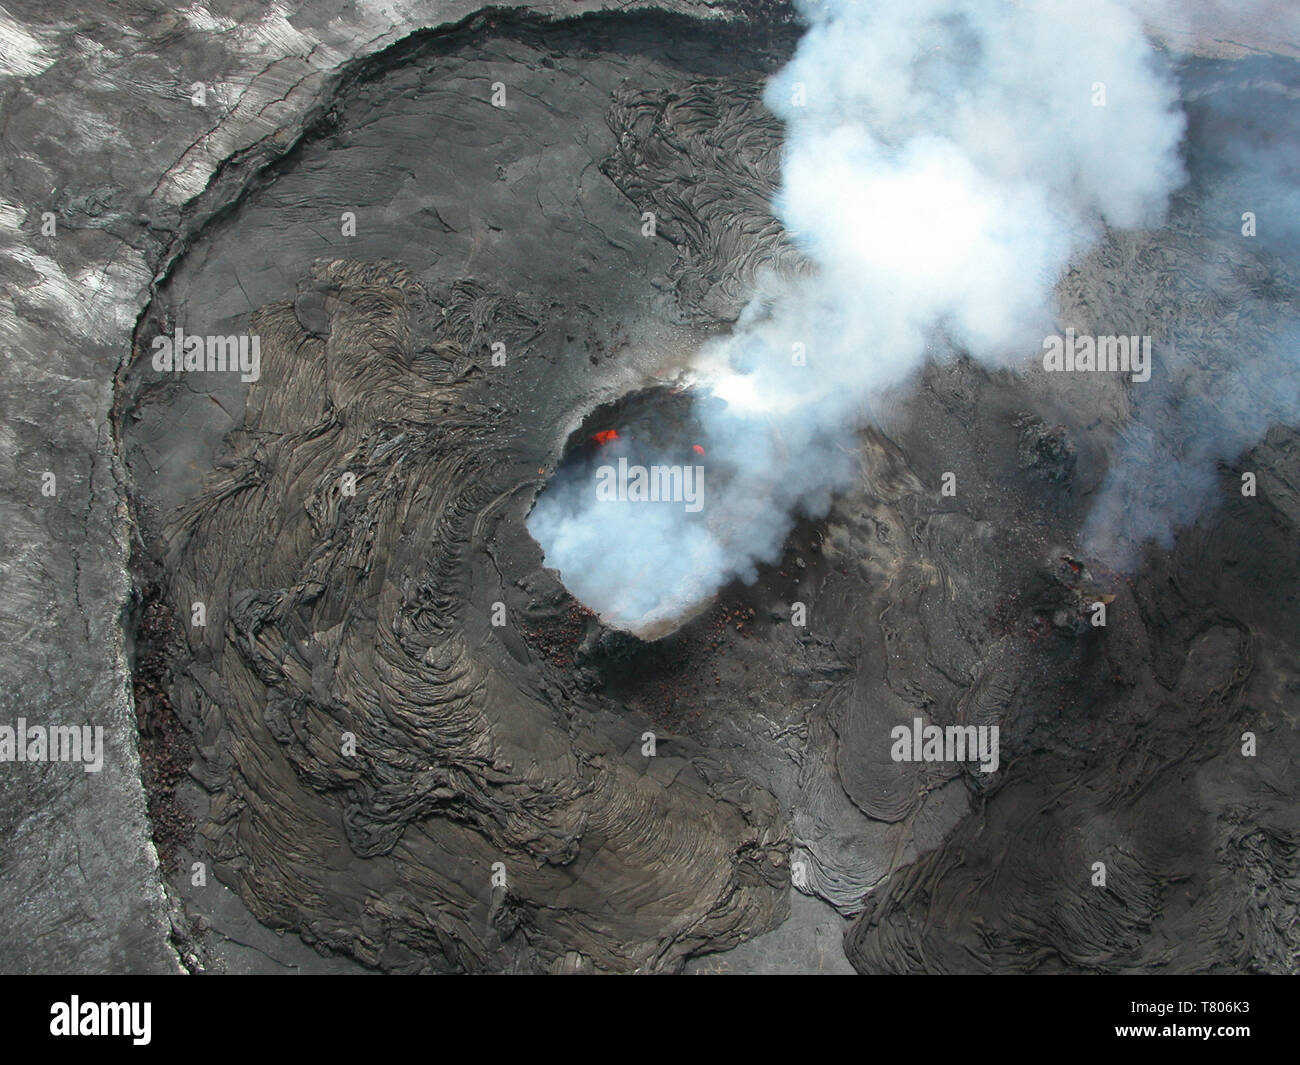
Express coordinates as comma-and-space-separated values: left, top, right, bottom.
121, 12, 805, 975
0, 0, 730, 976
4, 0, 1298, 975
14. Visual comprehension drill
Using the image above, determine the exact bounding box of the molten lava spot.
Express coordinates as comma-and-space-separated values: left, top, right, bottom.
556, 385, 713, 480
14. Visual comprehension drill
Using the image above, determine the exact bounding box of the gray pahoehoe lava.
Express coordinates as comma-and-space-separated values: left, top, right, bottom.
117, 10, 1300, 973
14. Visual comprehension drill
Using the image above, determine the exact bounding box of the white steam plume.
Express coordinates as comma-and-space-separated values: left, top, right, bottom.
530, 0, 1186, 636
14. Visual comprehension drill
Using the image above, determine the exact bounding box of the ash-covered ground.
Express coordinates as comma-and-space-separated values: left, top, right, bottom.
5, 1, 1296, 976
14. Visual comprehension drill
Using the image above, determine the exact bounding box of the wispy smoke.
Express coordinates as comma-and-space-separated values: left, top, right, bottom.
531, 0, 1188, 635
1083, 48, 1300, 562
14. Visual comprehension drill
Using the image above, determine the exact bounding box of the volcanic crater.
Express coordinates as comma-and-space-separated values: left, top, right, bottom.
115, 9, 1300, 973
